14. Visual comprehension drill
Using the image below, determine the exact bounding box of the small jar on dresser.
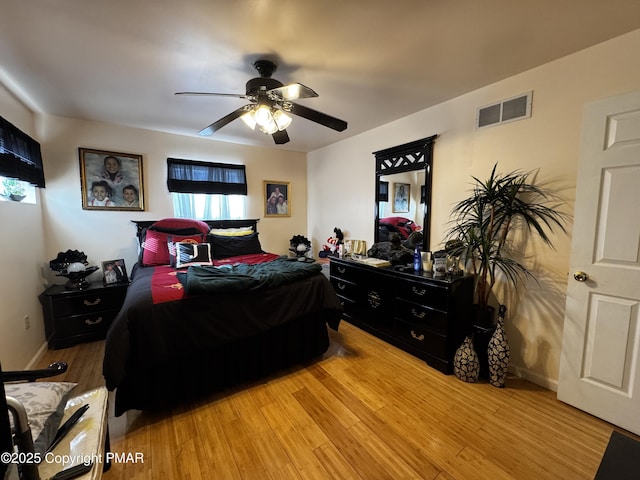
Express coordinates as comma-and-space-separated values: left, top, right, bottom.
39, 282, 128, 349
329, 257, 474, 374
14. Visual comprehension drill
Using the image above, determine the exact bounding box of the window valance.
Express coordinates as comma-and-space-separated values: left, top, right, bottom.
167, 158, 247, 195
0, 116, 45, 188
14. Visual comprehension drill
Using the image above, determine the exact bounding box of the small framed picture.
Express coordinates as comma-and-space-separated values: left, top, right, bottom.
102, 259, 129, 286
79, 148, 145, 211
393, 182, 410, 213
264, 180, 290, 217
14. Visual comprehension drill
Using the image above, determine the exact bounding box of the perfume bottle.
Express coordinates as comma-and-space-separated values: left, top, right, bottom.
413, 246, 421, 272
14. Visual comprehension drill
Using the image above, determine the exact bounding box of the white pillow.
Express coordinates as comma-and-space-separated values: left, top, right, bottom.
5, 381, 77, 455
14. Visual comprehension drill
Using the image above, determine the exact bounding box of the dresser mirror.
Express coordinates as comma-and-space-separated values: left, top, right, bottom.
373, 135, 437, 251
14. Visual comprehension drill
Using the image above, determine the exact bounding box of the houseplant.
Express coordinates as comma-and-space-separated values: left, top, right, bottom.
1, 178, 26, 201
445, 163, 568, 326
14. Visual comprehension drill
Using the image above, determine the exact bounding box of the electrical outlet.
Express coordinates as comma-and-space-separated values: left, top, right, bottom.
23, 315, 30, 330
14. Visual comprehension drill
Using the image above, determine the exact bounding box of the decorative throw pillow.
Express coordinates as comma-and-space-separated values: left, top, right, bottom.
149, 218, 210, 234
208, 232, 263, 259
174, 242, 213, 268
140, 229, 204, 266
208, 226, 254, 236
4, 381, 77, 455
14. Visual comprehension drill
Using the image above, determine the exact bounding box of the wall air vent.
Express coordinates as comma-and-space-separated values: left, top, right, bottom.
477, 91, 532, 129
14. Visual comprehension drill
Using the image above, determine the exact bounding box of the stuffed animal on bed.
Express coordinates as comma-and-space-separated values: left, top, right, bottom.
319, 227, 344, 258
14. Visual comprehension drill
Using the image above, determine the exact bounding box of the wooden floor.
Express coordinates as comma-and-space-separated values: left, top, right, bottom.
33, 322, 635, 479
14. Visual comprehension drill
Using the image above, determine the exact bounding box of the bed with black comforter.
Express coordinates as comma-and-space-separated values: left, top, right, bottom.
102, 219, 342, 415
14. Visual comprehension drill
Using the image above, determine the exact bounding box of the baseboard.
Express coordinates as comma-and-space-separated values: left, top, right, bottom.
509, 364, 558, 392
25, 341, 48, 369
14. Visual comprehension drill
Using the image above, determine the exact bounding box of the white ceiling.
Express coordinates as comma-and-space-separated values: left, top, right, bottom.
2, 0, 640, 152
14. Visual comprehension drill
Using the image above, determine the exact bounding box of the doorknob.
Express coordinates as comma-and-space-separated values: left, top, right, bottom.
573, 271, 589, 282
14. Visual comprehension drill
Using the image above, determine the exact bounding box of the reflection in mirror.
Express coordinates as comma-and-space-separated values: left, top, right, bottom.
378, 170, 425, 228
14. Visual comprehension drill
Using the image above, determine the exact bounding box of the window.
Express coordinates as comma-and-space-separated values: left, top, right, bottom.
172, 193, 246, 220
167, 158, 247, 220
0, 116, 45, 188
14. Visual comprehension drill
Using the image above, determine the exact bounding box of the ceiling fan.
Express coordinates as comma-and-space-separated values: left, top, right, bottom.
175, 59, 348, 145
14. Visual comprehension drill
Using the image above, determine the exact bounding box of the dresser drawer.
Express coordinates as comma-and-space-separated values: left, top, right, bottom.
397, 279, 448, 311
394, 299, 448, 334
330, 260, 367, 282
50, 287, 127, 317
331, 277, 358, 300
394, 318, 447, 359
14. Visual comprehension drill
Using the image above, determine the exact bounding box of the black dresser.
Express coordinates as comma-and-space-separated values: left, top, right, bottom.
39, 282, 128, 349
330, 257, 473, 373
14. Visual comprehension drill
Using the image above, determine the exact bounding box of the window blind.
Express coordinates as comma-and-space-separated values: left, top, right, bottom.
167, 158, 247, 195
0, 116, 45, 188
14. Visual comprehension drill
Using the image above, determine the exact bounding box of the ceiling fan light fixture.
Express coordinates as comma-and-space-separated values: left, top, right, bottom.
254, 105, 273, 127
273, 110, 292, 130
240, 111, 256, 130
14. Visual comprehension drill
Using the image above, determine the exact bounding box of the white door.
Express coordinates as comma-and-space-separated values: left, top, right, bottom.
557, 91, 640, 435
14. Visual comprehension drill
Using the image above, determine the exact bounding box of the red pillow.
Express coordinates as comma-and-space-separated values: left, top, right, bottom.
149, 218, 210, 234
140, 229, 204, 266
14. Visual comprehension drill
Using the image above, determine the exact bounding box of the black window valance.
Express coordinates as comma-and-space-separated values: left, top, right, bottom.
167, 158, 247, 195
0, 116, 45, 188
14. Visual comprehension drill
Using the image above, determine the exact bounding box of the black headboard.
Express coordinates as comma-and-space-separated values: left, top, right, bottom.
131, 219, 260, 240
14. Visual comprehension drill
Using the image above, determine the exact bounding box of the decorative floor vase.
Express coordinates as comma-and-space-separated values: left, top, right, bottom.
488, 304, 511, 387
454, 336, 480, 383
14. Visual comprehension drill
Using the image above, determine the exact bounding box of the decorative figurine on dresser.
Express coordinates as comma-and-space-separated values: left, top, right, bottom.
40, 250, 128, 349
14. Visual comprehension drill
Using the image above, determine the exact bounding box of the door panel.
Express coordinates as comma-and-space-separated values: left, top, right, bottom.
558, 91, 640, 435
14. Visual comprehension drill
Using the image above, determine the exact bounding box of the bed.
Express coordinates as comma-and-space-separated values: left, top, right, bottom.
102, 218, 342, 416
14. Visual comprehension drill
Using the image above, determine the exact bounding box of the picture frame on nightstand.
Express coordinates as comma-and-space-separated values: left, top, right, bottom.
102, 258, 129, 286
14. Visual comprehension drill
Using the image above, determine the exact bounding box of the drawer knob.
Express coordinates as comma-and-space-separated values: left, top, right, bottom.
337, 282, 347, 291
412, 287, 426, 296
83, 298, 102, 307
85, 317, 103, 325
411, 308, 426, 319
411, 330, 425, 341
338, 266, 346, 274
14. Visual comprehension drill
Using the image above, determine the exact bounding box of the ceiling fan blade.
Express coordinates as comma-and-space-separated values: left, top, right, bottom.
272, 129, 290, 144
268, 83, 318, 101
198, 105, 254, 136
176, 92, 249, 99
286, 102, 347, 132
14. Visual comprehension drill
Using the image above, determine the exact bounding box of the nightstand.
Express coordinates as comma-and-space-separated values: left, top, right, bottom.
39, 282, 128, 349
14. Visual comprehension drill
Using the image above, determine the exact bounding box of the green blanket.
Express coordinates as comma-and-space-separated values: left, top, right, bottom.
177, 257, 322, 294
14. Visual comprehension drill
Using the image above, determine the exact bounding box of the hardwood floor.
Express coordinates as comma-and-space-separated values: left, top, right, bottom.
33, 322, 633, 479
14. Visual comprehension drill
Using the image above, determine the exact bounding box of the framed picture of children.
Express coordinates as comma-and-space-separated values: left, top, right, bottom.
264, 180, 291, 217
79, 148, 145, 211
101, 259, 129, 286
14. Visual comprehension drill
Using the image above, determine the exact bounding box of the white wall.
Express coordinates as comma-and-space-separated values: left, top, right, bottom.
0, 84, 47, 369
38, 115, 308, 281
308, 28, 640, 389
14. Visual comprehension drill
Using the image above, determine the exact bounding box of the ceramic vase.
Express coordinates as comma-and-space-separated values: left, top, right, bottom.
488, 304, 510, 387
453, 336, 480, 383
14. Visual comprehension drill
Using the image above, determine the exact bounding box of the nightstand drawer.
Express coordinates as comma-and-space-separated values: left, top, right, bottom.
50, 288, 127, 317
394, 299, 448, 334
53, 309, 119, 338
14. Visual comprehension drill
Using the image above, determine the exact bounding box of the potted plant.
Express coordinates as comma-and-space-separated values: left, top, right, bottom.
2, 178, 26, 202
445, 163, 568, 326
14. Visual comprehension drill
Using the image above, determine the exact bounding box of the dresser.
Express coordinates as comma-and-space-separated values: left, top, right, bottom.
39, 282, 128, 349
330, 257, 473, 374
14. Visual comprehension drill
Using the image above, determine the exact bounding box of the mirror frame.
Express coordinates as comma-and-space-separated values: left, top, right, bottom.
373, 135, 437, 251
